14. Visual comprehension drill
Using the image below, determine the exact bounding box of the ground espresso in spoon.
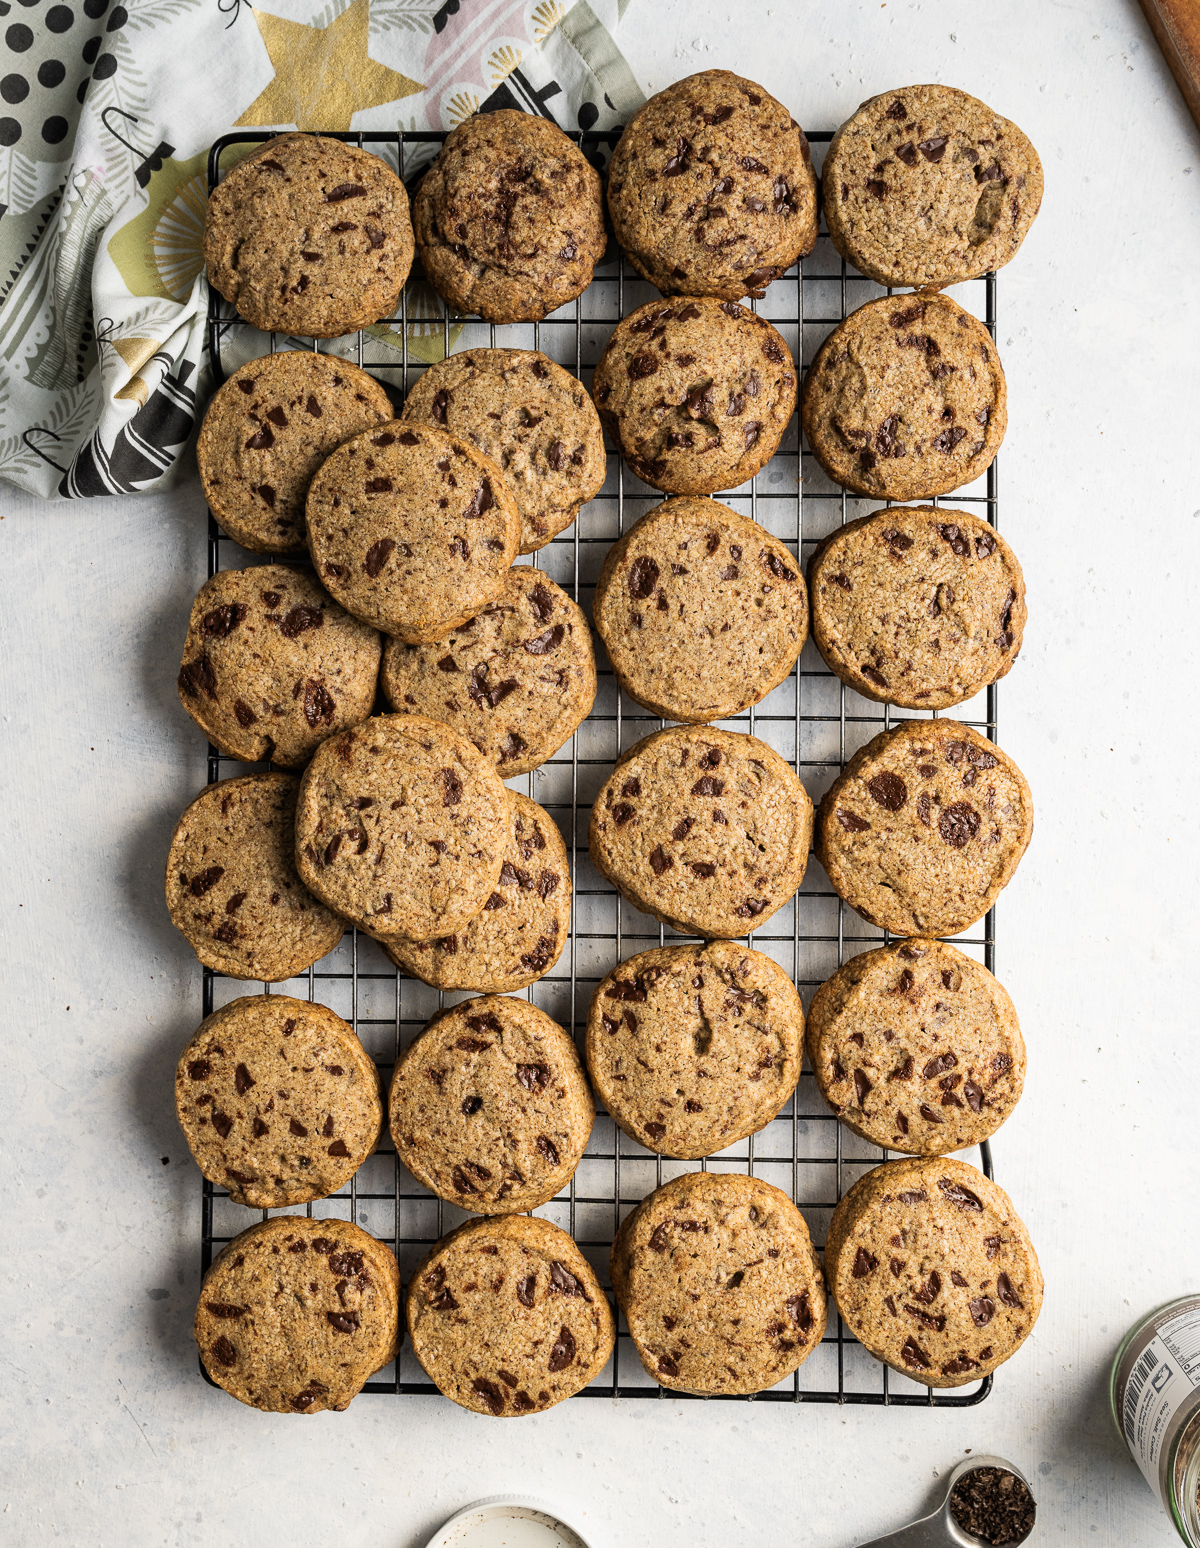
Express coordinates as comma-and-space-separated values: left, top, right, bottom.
948, 1467, 1036, 1545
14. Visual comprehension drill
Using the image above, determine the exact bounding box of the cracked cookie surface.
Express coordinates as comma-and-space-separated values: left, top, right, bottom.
197, 352, 394, 556
801, 293, 1006, 501
413, 110, 606, 324
175, 994, 382, 1208
382, 791, 571, 993
593, 495, 807, 722
589, 726, 813, 938
400, 348, 605, 553
165, 773, 344, 981
380, 566, 595, 776
407, 1214, 614, 1416
825, 1155, 1042, 1387
177, 564, 381, 768
591, 296, 796, 495
807, 940, 1025, 1155
611, 1171, 826, 1394
295, 713, 507, 940
204, 134, 413, 337
815, 719, 1033, 939
808, 507, 1025, 710
586, 942, 803, 1158
305, 421, 520, 643
389, 994, 592, 1214
607, 68, 817, 300
823, 85, 1043, 290
195, 1216, 400, 1412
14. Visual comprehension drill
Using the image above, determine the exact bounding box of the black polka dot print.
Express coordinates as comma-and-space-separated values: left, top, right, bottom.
1, 0, 107, 164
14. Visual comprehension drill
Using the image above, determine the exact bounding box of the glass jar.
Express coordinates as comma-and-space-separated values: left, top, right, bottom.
1111, 1295, 1200, 1547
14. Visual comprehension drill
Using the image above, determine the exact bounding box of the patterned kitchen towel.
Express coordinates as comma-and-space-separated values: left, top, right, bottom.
0, 0, 643, 498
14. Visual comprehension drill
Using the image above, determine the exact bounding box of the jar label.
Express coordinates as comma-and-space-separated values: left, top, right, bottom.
1120, 1303, 1200, 1502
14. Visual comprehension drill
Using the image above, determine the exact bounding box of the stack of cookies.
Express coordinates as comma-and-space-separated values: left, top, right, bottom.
173, 74, 1044, 1416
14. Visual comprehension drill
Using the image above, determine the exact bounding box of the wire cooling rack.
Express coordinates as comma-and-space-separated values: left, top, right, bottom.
197, 128, 1003, 1406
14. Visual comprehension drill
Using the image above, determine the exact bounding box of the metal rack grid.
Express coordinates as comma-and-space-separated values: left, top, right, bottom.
198, 127, 1003, 1407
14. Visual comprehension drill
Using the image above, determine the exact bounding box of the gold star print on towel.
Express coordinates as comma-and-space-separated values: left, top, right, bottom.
235, 0, 423, 133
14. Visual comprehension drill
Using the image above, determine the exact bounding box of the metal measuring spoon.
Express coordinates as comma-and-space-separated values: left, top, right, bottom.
855, 1455, 1036, 1547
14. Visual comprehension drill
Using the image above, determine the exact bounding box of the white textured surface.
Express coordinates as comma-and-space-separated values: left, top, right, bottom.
3, 2, 1200, 1543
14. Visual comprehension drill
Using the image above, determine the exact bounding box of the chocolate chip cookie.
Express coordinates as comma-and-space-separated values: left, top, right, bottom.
413, 110, 606, 324
807, 940, 1025, 1155
607, 69, 818, 301
611, 1171, 826, 1395
379, 566, 595, 776
389, 995, 592, 1214
801, 294, 1006, 501
305, 422, 520, 643
815, 719, 1033, 939
175, 993, 383, 1208
589, 727, 813, 938
592, 496, 807, 722
165, 774, 344, 981
825, 1155, 1042, 1387
407, 1214, 614, 1416
177, 565, 382, 768
823, 85, 1044, 290
585, 942, 803, 1158
204, 134, 413, 337
399, 348, 605, 554
383, 791, 571, 993
591, 296, 796, 495
295, 713, 507, 941
808, 508, 1026, 709
197, 352, 394, 556
196, 1216, 401, 1412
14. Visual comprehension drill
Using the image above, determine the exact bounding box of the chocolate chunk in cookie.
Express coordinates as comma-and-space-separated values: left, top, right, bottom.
177, 565, 381, 768
801, 294, 1006, 501
197, 353, 393, 557
305, 422, 520, 643
380, 566, 595, 776
823, 85, 1044, 289
815, 719, 1033, 938
808, 507, 1026, 709
204, 134, 413, 337
589, 726, 813, 938
413, 111, 606, 324
591, 296, 796, 495
586, 942, 803, 1158
593, 496, 807, 722
825, 1155, 1042, 1387
165, 773, 344, 981
608, 69, 817, 300
399, 348, 605, 554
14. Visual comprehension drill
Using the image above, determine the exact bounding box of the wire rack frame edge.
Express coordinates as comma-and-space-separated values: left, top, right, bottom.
197, 125, 1003, 1408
